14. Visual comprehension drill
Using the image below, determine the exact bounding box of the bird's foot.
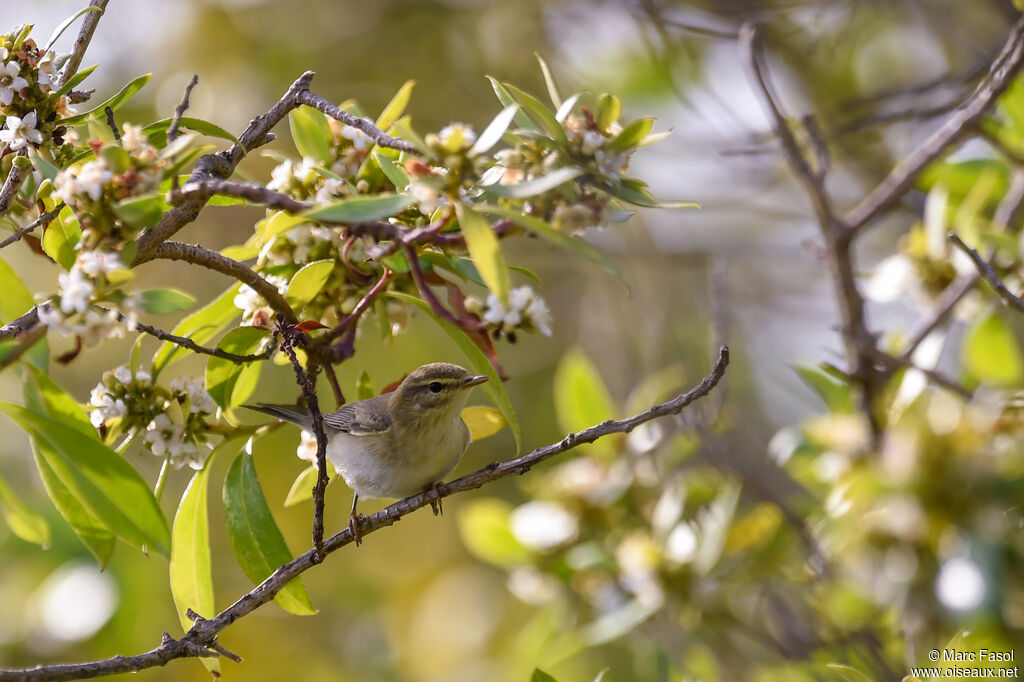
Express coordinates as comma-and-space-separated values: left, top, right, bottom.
348, 511, 368, 546
425, 482, 445, 516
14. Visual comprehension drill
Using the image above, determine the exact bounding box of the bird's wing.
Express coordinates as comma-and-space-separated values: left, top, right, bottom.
322, 398, 392, 436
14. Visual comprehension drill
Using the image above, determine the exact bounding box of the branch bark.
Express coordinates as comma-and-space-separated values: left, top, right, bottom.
0, 347, 729, 682
57, 0, 110, 87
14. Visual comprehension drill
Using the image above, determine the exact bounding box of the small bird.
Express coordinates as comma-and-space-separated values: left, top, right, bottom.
246, 362, 488, 542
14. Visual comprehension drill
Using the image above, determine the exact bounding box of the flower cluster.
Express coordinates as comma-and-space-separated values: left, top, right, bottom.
465, 285, 553, 340
0, 27, 76, 154
53, 124, 165, 249
233, 274, 288, 327
39, 250, 139, 346
89, 366, 217, 469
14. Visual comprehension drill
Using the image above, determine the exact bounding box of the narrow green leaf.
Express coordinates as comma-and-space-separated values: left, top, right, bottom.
289, 107, 334, 163
504, 83, 569, 148
793, 365, 856, 413
375, 80, 415, 132
170, 438, 243, 677
41, 205, 81, 270
205, 327, 269, 409
223, 452, 316, 615
46, 7, 102, 51
61, 73, 153, 126
355, 370, 374, 400
258, 210, 308, 245
153, 284, 241, 375
0, 255, 47, 370
23, 364, 97, 440
468, 104, 519, 158
113, 193, 168, 230
141, 117, 242, 148
0, 472, 50, 548
963, 313, 1024, 385
390, 117, 429, 155
456, 203, 510, 303
476, 204, 627, 286
482, 166, 581, 199
486, 77, 536, 131
0, 404, 170, 555
374, 151, 409, 190
388, 292, 521, 452
285, 259, 335, 308
531, 669, 559, 682
283, 464, 338, 507
53, 63, 98, 98
605, 117, 655, 152
302, 193, 414, 222
595, 93, 621, 133
534, 54, 562, 108
140, 288, 196, 315
554, 349, 617, 457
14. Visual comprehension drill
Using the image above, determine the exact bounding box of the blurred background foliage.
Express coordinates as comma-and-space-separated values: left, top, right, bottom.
2, 0, 1024, 681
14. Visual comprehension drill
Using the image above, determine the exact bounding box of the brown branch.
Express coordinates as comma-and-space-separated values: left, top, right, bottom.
0, 203, 64, 249
0, 152, 31, 215
317, 268, 393, 345
0, 324, 46, 371
404, 243, 464, 327
0, 347, 728, 682
150, 241, 297, 323
131, 318, 275, 364
844, 15, 1024, 232
898, 272, 979, 363
869, 348, 972, 399
294, 91, 418, 154
0, 305, 40, 341
58, 0, 110, 87
169, 178, 309, 214
103, 107, 119, 140
167, 75, 199, 144
948, 231, 1024, 314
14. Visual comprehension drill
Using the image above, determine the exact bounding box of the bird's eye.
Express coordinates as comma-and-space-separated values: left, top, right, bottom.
428, 381, 443, 393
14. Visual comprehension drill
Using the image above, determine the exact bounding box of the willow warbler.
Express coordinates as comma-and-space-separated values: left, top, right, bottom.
246, 363, 488, 537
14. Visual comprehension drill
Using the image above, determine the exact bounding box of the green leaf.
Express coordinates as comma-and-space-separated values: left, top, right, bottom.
390, 117, 429, 155
535, 54, 562, 108
694, 479, 741, 575
793, 365, 856, 413
476, 204, 628, 286
23, 364, 97, 440
456, 203, 510, 303
554, 349, 617, 457
284, 465, 319, 507
153, 283, 241, 375
374, 152, 409, 190
963, 313, 1024, 386
41, 205, 81, 270
355, 370, 374, 400
605, 117, 655, 152
531, 669, 559, 682
469, 104, 519, 158
140, 288, 196, 315
595, 93, 621, 133
285, 259, 335, 308
302, 193, 414, 223
170, 439, 242, 677
205, 327, 268, 409
388, 292, 520, 452
258, 210, 308, 245
456, 498, 529, 567
289, 107, 334, 163
0, 472, 50, 548
504, 83, 569, 149
482, 166, 581, 199
46, 7, 102, 51
486, 77, 536, 131
113, 193, 168, 230
141, 117, 242, 148
223, 452, 316, 615
0, 255, 47, 370
0, 404, 170, 555
52, 63, 98, 98
61, 73, 153, 127
375, 80, 415, 132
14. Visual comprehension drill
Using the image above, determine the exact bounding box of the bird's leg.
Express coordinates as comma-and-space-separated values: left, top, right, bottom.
424, 482, 445, 516
348, 493, 366, 546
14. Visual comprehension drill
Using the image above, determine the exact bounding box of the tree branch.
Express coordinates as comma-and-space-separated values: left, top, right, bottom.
169, 178, 309, 213
0, 152, 32, 215
130, 318, 275, 364
57, 0, 110, 87
150, 241, 297, 323
844, 15, 1024, 232
294, 91, 419, 154
0, 204, 64, 250
948, 231, 1024, 314
167, 75, 199, 144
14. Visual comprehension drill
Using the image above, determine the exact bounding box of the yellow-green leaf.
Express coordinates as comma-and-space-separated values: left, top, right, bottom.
41, 206, 81, 269
461, 405, 506, 441
963, 312, 1024, 386
554, 349, 617, 456
285, 259, 335, 308
205, 327, 269, 409
302, 193, 414, 223
456, 203, 510, 303
289, 107, 333, 163
153, 283, 241, 375
456, 498, 530, 567
284, 462, 337, 507
375, 80, 415, 132
0, 472, 50, 548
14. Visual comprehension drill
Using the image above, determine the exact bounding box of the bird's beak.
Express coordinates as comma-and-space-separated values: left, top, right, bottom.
462, 375, 489, 388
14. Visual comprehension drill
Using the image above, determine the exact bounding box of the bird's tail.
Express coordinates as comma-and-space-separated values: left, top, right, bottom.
245, 402, 313, 428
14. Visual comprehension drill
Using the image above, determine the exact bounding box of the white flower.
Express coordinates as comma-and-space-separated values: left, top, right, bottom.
88, 383, 127, 427
76, 251, 123, 278
114, 366, 133, 385
314, 177, 347, 204
168, 375, 216, 414
510, 501, 578, 552
409, 179, 441, 216
120, 124, 148, 153
469, 286, 552, 337
580, 129, 606, 155
73, 307, 124, 346
57, 268, 94, 314
0, 60, 28, 106
144, 413, 203, 469
234, 275, 287, 324
340, 125, 371, 151
36, 51, 56, 93
297, 430, 318, 464
56, 160, 112, 202
595, 149, 629, 178
438, 123, 476, 150
0, 110, 43, 151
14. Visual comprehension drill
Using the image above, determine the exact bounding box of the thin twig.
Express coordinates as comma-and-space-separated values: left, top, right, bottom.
0, 203, 64, 249
151, 241, 297, 323
58, 0, 110, 87
869, 348, 973, 399
295, 90, 418, 154
948, 231, 1024, 314
103, 107, 119, 140
167, 75, 199, 144
170, 179, 309, 213
898, 272, 978, 362
317, 268, 393, 345
0, 305, 40, 341
845, 15, 1024, 232
0, 348, 728, 682
131, 318, 276, 364
403, 243, 464, 327
0, 152, 31, 215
